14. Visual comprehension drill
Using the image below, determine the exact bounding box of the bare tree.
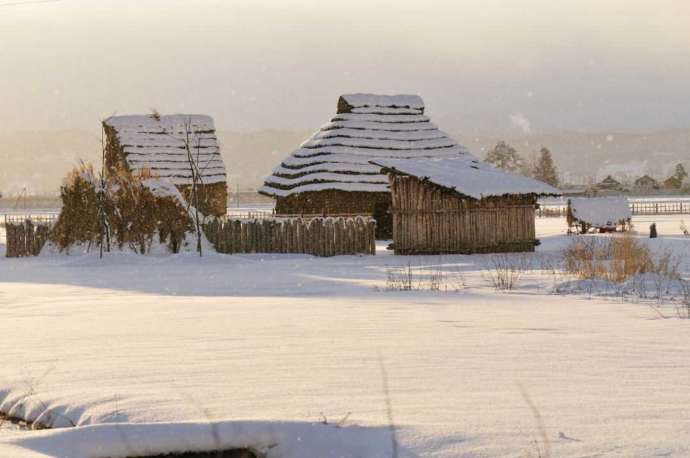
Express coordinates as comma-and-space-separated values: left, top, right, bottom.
159, 114, 217, 256
180, 117, 207, 257
97, 124, 111, 258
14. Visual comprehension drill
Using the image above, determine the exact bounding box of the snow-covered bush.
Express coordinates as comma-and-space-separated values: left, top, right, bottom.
50, 164, 195, 254
49, 163, 101, 250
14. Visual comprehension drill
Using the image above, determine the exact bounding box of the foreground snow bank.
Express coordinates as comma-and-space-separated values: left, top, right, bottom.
2, 421, 391, 458
0, 216, 689, 457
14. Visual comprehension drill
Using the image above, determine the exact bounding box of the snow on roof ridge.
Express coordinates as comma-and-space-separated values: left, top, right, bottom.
370, 156, 560, 200
104, 114, 214, 130
340, 93, 424, 110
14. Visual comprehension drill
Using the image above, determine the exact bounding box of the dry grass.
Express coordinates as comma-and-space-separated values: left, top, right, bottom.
563, 234, 679, 283
677, 280, 690, 319
384, 259, 465, 292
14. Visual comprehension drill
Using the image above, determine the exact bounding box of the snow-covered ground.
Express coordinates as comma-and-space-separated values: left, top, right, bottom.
1, 216, 689, 457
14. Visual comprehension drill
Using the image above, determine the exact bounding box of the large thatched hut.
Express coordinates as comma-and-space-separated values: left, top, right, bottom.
103, 114, 227, 217
371, 156, 559, 254
259, 94, 469, 237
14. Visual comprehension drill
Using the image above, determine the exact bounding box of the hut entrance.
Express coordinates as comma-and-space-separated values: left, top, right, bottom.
373, 200, 392, 239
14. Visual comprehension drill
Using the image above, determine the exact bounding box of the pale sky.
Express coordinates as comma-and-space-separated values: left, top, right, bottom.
1, 0, 689, 134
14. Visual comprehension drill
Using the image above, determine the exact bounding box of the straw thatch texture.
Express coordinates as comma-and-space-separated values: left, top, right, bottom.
260, 94, 469, 237
103, 114, 227, 217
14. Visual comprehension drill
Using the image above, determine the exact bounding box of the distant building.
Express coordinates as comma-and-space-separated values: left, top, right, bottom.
663, 176, 682, 190
596, 175, 624, 192
633, 175, 659, 193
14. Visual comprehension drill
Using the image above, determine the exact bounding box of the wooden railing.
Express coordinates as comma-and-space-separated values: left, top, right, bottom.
537, 198, 690, 218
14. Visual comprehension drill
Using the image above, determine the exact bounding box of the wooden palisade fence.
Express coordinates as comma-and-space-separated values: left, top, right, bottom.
204, 216, 376, 257
4, 217, 55, 258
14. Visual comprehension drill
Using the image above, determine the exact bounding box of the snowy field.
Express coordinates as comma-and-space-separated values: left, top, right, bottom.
1, 216, 690, 457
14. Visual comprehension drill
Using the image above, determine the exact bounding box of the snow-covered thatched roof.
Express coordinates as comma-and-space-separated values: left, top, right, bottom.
104, 114, 226, 186
259, 94, 469, 197
568, 197, 631, 227
371, 156, 559, 200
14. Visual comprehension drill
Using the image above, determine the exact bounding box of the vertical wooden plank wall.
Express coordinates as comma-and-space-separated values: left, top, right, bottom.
390, 175, 538, 254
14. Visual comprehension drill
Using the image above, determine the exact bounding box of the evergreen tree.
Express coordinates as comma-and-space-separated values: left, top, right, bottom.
484, 141, 524, 173
674, 163, 688, 181
532, 146, 559, 187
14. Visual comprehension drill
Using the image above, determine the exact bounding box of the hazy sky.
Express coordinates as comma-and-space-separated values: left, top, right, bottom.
1, 0, 690, 134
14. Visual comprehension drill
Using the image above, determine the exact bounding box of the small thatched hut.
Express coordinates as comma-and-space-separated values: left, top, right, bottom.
567, 197, 631, 233
371, 156, 559, 254
596, 175, 624, 192
259, 94, 469, 237
103, 114, 227, 217
633, 175, 659, 193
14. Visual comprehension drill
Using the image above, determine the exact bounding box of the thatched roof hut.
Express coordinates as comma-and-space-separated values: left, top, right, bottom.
566, 197, 631, 233
259, 94, 469, 237
103, 114, 227, 217
633, 175, 659, 192
371, 156, 559, 254
596, 175, 623, 191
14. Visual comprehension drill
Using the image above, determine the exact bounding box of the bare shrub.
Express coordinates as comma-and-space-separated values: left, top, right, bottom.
385, 259, 466, 292
483, 254, 528, 291
677, 280, 690, 319
386, 262, 415, 291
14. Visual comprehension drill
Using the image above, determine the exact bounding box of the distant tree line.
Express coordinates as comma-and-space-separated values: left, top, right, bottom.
484, 141, 560, 187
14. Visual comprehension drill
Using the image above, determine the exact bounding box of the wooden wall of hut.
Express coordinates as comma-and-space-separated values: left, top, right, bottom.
274, 190, 392, 239
390, 176, 538, 255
